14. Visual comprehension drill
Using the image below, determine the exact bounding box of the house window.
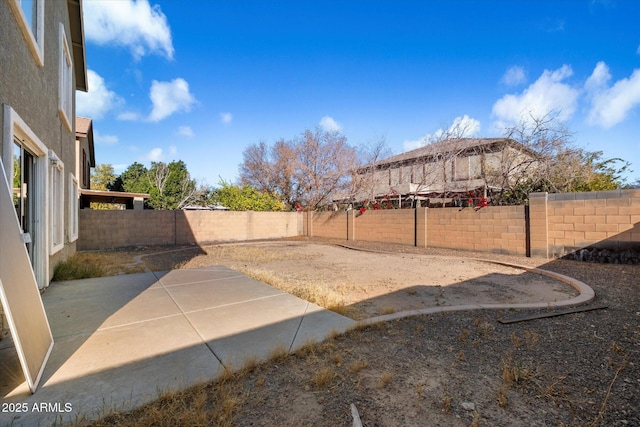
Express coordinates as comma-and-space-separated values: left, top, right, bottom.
8, 0, 45, 66
82, 149, 87, 187
58, 23, 73, 131
49, 150, 64, 254
68, 173, 78, 242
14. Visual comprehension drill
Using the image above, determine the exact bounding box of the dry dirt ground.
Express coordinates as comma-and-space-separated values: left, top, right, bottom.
89, 238, 638, 427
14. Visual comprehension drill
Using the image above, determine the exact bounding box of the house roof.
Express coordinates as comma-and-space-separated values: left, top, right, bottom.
67, 0, 88, 92
75, 116, 95, 167
373, 138, 511, 167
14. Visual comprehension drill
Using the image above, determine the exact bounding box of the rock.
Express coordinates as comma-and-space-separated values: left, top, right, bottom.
461, 402, 475, 411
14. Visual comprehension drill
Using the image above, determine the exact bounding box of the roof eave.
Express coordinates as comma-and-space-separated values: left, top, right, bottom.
67, 0, 88, 92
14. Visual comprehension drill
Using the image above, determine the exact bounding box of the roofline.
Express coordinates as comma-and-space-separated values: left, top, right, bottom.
67, 0, 88, 92
362, 137, 536, 172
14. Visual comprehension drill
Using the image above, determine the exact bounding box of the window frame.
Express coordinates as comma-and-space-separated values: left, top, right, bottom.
68, 173, 79, 242
7, 0, 45, 66
49, 150, 64, 254
58, 23, 73, 132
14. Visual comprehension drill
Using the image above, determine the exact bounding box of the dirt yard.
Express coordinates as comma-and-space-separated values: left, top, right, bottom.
88, 238, 639, 427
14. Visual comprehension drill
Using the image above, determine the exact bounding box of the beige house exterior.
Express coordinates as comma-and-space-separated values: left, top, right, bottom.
356, 138, 536, 207
1, 0, 88, 289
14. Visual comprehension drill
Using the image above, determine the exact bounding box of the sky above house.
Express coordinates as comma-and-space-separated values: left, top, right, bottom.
77, 0, 640, 187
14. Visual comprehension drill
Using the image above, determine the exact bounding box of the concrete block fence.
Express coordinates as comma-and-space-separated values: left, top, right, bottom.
78, 189, 639, 260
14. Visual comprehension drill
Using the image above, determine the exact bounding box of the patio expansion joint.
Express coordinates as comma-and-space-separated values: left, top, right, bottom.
155, 273, 249, 289
288, 301, 311, 352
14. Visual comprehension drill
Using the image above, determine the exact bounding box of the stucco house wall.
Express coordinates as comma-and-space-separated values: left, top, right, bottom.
1, 0, 87, 288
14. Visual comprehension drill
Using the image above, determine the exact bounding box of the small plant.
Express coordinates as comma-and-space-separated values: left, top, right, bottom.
268, 343, 289, 362
458, 329, 470, 342
497, 387, 508, 408
377, 372, 393, 388
381, 306, 396, 315
524, 330, 539, 349
443, 395, 451, 413
501, 353, 537, 387
611, 341, 624, 353
510, 332, 521, 348
53, 255, 105, 281
311, 366, 336, 388
349, 359, 369, 374
457, 350, 466, 362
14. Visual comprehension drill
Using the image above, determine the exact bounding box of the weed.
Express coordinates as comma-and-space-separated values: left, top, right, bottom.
510, 332, 521, 348
377, 372, 393, 388
268, 343, 289, 363
349, 359, 369, 374
443, 395, 451, 413
407, 288, 418, 295
471, 411, 481, 427
457, 350, 466, 362
312, 366, 336, 388
53, 254, 105, 281
611, 341, 624, 353
458, 329, 470, 342
331, 353, 343, 366
501, 353, 537, 387
497, 387, 508, 408
381, 306, 396, 315
524, 330, 539, 349
415, 382, 425, 398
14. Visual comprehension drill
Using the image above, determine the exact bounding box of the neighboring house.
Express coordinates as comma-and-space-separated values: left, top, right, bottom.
75, 116, 95, 191
1, 0, 87, 289
355, 138, 536, 207
75, 117, 149, 210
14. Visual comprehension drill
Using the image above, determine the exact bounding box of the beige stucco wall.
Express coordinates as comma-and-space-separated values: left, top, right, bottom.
1, 0, 80, 284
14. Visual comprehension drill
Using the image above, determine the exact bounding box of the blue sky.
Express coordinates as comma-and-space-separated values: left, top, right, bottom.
77, 0, 640, 186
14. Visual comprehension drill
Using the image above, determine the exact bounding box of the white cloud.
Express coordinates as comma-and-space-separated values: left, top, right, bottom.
220, 112, 233, 124
145, 148, 164, 162
177, 126, 194, 137
94, 130, 119, 146
319, 116, 342, 132
501, 66, 527, 86
491, 65, 579, 129
585, 61, 640, 128
83, 0, 174, 60
117, 111, 142, 121
148, 78, 196, 122
168, 145, 178, 158
76, 70, 121, 119
403, 115, 481, 151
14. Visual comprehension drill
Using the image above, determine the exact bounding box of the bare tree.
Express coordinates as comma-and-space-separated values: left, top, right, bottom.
486, 111, 629, 204
239, 128, 359, 210
294, 128, 358, 210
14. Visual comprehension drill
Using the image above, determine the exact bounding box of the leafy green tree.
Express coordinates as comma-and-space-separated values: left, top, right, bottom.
91, 164, 117, 190
115, 162, 151, 194
210, 181, 285, 211
147, 160, 202, 210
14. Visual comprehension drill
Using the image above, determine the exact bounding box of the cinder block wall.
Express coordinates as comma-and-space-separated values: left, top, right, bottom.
426, 206, 527, 255
176, 211, 302, 244
79, 210, 175, 250
354, 209, 415, 245
543, 190, 640, 257
78, 210, 302, 250
78, 190, 639, 258
308, 211, 348, 239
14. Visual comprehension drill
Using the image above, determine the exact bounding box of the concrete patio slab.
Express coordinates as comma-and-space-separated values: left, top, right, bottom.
0, 266, 356, 426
